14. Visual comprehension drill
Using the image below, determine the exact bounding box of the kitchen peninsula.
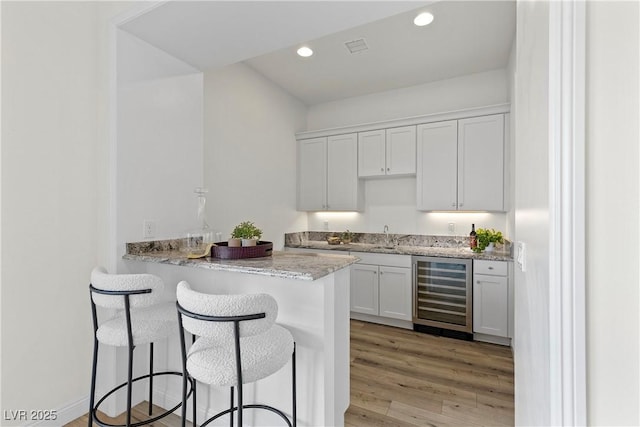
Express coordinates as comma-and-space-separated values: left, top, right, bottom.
123, 239, 358, 427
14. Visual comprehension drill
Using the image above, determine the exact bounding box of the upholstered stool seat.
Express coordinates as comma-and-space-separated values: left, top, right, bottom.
88, 267, 188, 427
187, 325, 293, 387
176, 281, 296, 427
96, 302, 177, 347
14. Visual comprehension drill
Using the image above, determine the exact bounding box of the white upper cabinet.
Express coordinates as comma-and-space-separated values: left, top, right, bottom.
358, 126, 416, 177
297, 137, 327, 211
457, 114, 504, 211
327, 133, 361, 210
417, 114, 505, 211
416, 120, 458, 210
358, 130, 386, 177
297, 133, 362, 211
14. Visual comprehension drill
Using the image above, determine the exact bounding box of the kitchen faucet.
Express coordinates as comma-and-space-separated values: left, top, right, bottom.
383, 225, 390, 246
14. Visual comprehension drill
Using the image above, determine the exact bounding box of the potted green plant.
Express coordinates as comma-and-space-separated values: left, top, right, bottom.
473, 228, 504, 253
340, 230, 354, 244
230, 221, 263, 247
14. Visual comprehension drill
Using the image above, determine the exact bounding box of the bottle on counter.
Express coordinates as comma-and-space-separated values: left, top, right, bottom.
470, 224, 477, 250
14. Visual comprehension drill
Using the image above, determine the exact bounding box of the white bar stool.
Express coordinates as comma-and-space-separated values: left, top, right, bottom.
88, 267, 189, 427
176, 281, 296, 427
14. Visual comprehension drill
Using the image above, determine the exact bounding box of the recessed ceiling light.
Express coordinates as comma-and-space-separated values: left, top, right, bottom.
414, 12, 434, 27
297, 46, 313, 58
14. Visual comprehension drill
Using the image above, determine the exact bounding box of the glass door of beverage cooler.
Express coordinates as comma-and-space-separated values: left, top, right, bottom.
412, 256, 473, 333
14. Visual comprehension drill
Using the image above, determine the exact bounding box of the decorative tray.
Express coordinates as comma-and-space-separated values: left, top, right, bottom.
210, 241, 273, 259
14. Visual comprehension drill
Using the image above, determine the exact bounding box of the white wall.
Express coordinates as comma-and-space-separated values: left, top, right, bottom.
307, 68, 508, 130
586, 1, 639, 424
506, 38, 516, 241
304, 69, 510, 238
116, 30, 203, 269
203, 62, 308, 250
0, 2, 131, 424
513, 1, 551, 425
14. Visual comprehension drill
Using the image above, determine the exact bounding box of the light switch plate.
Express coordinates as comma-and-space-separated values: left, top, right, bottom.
517, 241, 526, 272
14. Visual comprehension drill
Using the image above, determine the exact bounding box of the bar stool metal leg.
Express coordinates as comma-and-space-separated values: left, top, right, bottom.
229, 387, 234, 427
88, 301, 99, 427
292, 344, 297, 427
148, 343, 154, 416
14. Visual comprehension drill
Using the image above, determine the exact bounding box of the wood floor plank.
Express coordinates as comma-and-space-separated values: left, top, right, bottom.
351, 342, 510, 394
345, 404, 418, 427
441, 399, 515, 426
351, 376, 445, 413
351, 363, 478, 407
346, 320, 514, 427
386, 401, 484, 427
350, 388, 392, 415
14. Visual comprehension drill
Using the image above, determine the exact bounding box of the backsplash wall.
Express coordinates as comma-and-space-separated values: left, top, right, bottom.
306, 177, 509, 238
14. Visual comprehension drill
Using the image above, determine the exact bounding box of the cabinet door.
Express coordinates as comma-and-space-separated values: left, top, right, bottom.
458, 114, 504, 211
378, 266, 412, 321
386, 126, 416, 176
358, 130, 386, 177
416, 121, 458, 210
327, 133, 360, 211
297, 138, 327, 211
473, 274, 508, 337
350, 264, 379, 315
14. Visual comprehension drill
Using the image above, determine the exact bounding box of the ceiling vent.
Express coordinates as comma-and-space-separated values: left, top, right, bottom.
345, 38, 369, 54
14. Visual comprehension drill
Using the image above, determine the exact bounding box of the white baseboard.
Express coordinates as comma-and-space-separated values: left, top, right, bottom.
26, 396, 89, 427
473, 332, 512, 347
350, 312, 413, 330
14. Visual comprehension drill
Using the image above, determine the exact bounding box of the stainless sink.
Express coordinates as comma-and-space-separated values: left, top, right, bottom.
375, 245, 397, 250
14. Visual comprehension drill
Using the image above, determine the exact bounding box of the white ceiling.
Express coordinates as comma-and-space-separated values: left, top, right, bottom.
120, 1, 515, 105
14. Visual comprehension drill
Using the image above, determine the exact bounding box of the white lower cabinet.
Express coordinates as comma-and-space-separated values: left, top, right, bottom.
473, 260, 511, 344
350, 253, 412, 325
350, 264, 379, 316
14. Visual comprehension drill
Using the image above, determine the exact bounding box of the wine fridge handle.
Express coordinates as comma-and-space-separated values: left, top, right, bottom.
412, 262, 418, 319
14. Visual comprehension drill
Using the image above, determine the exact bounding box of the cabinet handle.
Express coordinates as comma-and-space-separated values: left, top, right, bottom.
380, 168, 384, 172
488, 266, 494, 270
452, 202, 457, 207
380, 271, 384, 275
459, 203, 464, 207
387, 168, 390, 171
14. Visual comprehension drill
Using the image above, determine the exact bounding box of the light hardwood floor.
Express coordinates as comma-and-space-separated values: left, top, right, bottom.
65, 403, 189, 427
67, 320, 513, 427
345, 320, 514, 427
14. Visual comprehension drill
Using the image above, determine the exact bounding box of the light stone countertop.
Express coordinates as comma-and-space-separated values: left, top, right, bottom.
123, 250, 359, 281
286, 241, 513, 262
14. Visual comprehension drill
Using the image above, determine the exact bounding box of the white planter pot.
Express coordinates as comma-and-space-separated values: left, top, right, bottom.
484, 242, 495, 253
242, 238, 258, 247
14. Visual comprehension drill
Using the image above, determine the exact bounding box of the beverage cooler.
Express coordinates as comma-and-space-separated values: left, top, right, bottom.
412, 256, 473, 333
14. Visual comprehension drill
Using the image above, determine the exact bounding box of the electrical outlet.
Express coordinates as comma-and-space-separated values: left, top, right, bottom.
323, 220, 329, 231
143, 220, 156, 239
448, 222, 456, 234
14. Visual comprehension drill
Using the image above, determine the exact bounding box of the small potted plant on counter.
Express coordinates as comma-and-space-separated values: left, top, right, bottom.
473, 228, 504, 253
230, 221, 263, 247
340, 230, 354, 244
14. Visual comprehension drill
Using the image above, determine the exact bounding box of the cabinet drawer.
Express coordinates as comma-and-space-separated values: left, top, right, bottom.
350, 251, 411, 268
474, 260, 507, 276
